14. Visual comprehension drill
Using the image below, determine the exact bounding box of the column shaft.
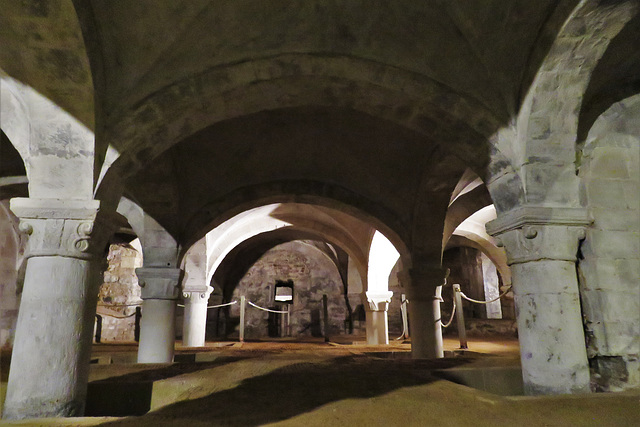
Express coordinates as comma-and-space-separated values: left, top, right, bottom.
2, 198, 112, 419
364, 291, 392, 345
512, 260, 590, 394
365, 310, 389, 345
136, 267, 182, 363
4, 257, 101, 418
183, 299, 208, 347
407, 295, 443, 359
487, 207, 591, 395
407, 267, 446, 359
138, 299, 176, 363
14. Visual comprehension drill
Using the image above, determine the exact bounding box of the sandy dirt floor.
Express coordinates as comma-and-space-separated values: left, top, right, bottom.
1, 337, 638, 426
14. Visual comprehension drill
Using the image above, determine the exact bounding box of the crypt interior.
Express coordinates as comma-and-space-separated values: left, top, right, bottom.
0, 0, 639, 425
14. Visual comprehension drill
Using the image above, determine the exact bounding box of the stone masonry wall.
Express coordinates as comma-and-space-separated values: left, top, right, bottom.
579, 100, 640, 392
228, 241, 348, 340
95, 243, 143, 342
0, 201, 25, 349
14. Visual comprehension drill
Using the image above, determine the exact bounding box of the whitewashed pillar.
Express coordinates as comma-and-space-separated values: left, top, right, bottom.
182, 287, 212, 347
3, 198, 113, 419
364, 291, 393, 345
137, 267, 182, 363
406, 266, 446, 359
487, 206, 591, 395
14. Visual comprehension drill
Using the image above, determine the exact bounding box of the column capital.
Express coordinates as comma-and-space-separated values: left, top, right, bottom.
137, 267, 183, 300
486, 206, 591, 265
364, 291, 393, 311
9, 197, 116, 260
407, 265, 447, 287
182, 287, 213, 303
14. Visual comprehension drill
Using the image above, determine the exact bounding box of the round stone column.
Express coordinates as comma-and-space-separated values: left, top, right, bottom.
364, 291, 393, 345
182, 287, 212, 347
406, 266, 446, 359
487, 206, 591, 395
137, 267, 182, 363
3, 198, 112, 419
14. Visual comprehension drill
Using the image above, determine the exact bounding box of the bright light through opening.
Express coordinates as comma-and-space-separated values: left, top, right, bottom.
367, 231, 400, 293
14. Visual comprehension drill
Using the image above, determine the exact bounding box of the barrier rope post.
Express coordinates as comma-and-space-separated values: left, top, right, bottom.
95, 314, 102, 343
400, 294, 409, 339
239, 295, 246, 342
453, 284, 468, 349
286, 304, 291, 337
322, 294, 330, 343
134, 307, 141, 342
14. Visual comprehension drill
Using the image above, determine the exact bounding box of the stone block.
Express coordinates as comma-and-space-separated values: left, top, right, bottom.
521, 163, 580, 206
583, 229, 639, 259
623, 181, 640, 210
579, 258, 640, 292
581, 289, 639, 323
587, 320, 640, 355
589, 207, 640, 231
119, 257, 137, 270
586, 179, 630, 209
589, 147, 631, 179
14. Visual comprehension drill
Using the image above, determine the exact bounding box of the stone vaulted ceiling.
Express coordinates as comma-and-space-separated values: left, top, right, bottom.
86, 0, 576, 125
2, 0, 639, 250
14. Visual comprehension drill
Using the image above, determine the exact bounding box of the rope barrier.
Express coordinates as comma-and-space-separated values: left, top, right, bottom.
177, 300, 239, 309
459, 285, 512, 305
97, 302, 142, 307
97, 312, 136, 319
440, 298, 456, 328
247, 300, 290, 314
208, 300, 238, 309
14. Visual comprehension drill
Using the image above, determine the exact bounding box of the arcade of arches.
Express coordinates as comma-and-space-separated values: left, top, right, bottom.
0, 0, 639, 421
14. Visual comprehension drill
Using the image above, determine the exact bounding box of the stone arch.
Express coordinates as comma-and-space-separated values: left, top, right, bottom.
411, 147, 469, 263
0, 75, 95, 199
211, 227, 353, 298
512, 0, 636, 206
443, 183, 493, 251
116, 197, 178, 267
96, 54, 513, 200
0, 200, 27, 348
0, 76, 31, 167
116, 197, 145, 239
188, 202, 376, 288
180, 182, 411, 269
0, 129, 28, 200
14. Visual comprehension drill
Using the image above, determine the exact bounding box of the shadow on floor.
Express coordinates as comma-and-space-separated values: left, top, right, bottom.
97, 355, 472, 426
86, 356, 243, 416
